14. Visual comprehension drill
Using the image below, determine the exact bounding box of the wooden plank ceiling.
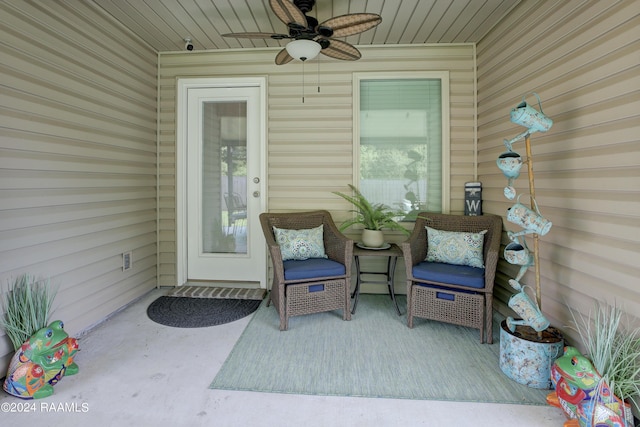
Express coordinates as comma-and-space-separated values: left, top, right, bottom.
91, 0, 521, 52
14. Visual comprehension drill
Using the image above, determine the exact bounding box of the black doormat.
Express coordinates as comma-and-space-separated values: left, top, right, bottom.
147, 296, 262, 328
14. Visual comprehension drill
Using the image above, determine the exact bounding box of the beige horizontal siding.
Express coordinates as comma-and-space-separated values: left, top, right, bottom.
0, 0, 158, 367
158, 44, 476, 287
477, 0, 640, 342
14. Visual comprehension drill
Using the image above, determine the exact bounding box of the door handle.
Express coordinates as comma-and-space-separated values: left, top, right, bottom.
253, 191, 260, 198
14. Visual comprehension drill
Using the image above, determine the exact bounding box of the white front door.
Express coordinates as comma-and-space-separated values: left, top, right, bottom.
178, 78, 266, 287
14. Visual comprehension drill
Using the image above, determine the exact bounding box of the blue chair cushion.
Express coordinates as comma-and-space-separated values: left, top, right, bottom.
412, 261, 485, 289
283, 258, 346, 281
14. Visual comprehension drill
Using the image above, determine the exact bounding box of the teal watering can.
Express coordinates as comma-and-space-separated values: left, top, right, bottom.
507, 194, 552, 237
510, 92, 553, 132
506, 281, 549, 333
496, 150, 523, 200
504, 93, 553, 151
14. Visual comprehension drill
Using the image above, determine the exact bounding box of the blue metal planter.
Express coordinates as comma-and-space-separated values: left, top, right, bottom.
499, 320, 564, 389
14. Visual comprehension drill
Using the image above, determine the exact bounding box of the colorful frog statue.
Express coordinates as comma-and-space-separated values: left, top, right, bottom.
3, 320, 79, 399
546, 346, 631, 427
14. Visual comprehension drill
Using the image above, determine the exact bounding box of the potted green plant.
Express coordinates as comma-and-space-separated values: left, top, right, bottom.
0, 274, 57, 351
333, 184, 409, 248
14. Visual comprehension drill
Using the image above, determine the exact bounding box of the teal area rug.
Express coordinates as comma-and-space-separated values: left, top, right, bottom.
210, 294, 550, 404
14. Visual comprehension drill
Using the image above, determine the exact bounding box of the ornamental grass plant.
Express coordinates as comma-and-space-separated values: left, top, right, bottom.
569, 301, 640, 414
0, 274, 57, 350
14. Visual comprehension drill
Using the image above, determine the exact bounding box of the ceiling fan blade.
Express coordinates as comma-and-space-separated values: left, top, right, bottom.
222, 32, 290, 40
275, 48, 294, 65
320, 39, 361, 61
319, 13, 382, 38
269, 0, 307, 28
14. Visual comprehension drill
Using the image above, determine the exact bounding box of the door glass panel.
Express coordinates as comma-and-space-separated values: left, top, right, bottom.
202, 101, 247, 254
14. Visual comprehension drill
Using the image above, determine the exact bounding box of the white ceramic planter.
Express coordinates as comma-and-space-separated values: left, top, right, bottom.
361, 229, 384, 248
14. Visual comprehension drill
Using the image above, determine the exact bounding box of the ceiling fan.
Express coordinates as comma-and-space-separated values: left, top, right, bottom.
222, 0, 382, 65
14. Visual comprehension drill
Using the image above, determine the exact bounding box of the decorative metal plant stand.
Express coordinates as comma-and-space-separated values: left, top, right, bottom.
497, 94, 564, 389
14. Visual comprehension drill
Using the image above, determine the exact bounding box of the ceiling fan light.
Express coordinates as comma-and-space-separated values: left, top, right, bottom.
285, 39, 321, 61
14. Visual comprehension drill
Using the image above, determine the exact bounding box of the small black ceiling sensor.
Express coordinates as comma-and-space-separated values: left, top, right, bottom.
184, 38, 194, 51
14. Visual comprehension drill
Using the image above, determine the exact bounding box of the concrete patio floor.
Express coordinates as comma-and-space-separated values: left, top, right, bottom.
0, 288, 569, 426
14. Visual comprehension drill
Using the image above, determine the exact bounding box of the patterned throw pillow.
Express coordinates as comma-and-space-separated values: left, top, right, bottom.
273, 225, 327, 261
425, 226, 487, 268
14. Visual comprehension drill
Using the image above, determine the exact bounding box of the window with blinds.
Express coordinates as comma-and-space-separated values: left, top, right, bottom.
354, 73, 449, 220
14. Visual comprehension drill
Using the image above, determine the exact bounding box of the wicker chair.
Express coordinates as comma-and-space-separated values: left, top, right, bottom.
401, 213, 502, 343
259, 210, 353, 330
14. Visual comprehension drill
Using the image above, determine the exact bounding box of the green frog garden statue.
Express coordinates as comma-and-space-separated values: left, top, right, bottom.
3, 320, 79, 399
546, 346, 633, 427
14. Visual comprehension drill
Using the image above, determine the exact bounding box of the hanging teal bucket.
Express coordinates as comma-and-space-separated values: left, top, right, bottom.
510, 92, 553, 132
499, 320, 564, 389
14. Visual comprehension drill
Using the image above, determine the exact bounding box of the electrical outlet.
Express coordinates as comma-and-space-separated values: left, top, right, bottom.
122, 251, 132, 271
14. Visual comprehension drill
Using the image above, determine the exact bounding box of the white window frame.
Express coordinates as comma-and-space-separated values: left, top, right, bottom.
353, 71, 450, 215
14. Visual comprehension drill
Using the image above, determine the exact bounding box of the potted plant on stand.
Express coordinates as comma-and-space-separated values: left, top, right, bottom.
333, 184, 409, 248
